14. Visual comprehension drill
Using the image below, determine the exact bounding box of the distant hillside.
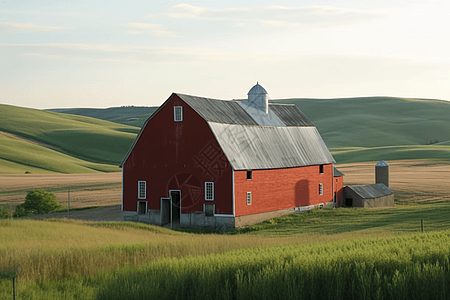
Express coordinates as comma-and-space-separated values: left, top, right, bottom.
48, 106, 158, 128
273, 97, 450, 148
0, 104, 138, 173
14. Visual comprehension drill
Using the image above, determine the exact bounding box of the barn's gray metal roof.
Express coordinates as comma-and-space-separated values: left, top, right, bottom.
238, 101, 286, 127
120, 92, 335, 169
333, 167, 345, 177
269, 103, 314, 126
346, 184, 393, 199
209, 123, 335, 170
178, 94, 259, 125
178, 93, 315, 127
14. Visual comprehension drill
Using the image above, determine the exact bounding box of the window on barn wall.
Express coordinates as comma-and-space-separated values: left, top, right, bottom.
247, 192, 252, 205
319, 165, 324, 174
319, 183, 323, 195
174, 106, 183, 122
138, 201, 147, 215
138, 181, 146, 199
247, 170, 252, 180
205, 182, 214, 201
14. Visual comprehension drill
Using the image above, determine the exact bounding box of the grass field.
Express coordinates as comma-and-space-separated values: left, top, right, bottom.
0, 160, 447, 299
2, 203, 450, 299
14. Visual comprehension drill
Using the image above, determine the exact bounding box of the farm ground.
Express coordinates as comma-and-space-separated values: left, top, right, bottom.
0, 160, 449, 221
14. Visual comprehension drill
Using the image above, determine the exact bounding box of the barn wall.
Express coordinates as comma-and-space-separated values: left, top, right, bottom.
344, 188, 363, 207
334, 176, 344, 207
364, 194, 394, 208
234, 164, 333, 217
122, 94, 233, 216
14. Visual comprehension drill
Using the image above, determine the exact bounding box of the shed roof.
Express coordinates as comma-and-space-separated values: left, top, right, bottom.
120, 92, 335, 169
346, 184, 393, 199
333, 167, 345, 177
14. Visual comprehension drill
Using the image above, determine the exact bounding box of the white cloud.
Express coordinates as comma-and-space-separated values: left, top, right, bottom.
0, 22, 67, 33
168, 4, 382, 28
125, 22, 176, 36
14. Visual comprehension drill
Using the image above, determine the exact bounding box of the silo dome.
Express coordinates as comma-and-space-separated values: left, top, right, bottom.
248, 82, 268, 96
247, 82, 269, 114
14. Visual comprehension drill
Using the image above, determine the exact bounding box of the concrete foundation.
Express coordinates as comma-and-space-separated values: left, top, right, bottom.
123, 201, 332, 229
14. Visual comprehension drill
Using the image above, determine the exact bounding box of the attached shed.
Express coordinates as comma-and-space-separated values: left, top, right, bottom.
344, 183, 394, 208
333, 167, 345, 207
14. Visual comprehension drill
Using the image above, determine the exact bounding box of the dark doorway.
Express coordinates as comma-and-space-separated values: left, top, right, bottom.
161, 198, 170, 225
345, 197, 353, 207
170, 190, 181, 222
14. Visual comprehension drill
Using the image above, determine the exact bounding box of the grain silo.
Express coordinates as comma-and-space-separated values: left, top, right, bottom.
375, 160, 389, 188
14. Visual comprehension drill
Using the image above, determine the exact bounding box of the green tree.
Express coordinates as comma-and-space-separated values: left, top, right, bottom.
21, 189, 62, 215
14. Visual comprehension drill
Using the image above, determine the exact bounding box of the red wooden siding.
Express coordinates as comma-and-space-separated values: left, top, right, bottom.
122, 94, 233, 215
234, 164, 333, 216
334, 176, 344, 207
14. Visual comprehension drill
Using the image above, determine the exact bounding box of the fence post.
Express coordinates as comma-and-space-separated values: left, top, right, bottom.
421, 219, 424, 233
13, 276, 16, 300
68, 187, 70, 217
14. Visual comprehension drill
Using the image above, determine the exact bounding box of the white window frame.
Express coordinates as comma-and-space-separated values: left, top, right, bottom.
205, 182, 214, 201
174, 106, 183, 122
138, 181, 146, 199
247, 170, 252, 180
319, 183, 323, 196
246, 192, 252, 205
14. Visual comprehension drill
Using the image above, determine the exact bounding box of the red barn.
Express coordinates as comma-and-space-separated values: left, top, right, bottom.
120, 83, 339, 228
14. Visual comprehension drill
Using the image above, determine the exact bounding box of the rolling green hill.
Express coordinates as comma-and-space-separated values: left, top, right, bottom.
0, 104, 138, 173
48, 106, 158, 128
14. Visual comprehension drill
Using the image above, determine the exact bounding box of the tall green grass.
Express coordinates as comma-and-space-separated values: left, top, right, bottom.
4, 230, 449, 300
96, 230, 450, 300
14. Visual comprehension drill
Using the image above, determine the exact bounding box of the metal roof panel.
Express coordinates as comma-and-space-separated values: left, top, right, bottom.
269, 103, 314, 126
177, 94, 258, 125
209, 123, 335, 170
347, 184, 393, 199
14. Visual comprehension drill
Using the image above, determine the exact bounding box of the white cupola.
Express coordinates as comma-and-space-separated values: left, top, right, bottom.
247, 82, 269, 114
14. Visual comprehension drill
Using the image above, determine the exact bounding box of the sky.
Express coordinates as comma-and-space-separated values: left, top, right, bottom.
1, 0, 449, 109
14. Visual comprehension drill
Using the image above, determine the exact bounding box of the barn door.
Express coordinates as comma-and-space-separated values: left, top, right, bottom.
160, 198, 170, 225
170, 190, 181, 222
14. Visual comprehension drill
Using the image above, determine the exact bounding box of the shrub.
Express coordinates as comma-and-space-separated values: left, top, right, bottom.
12, 204, 36, 218
14, 189, 62, 217
0, 206, 11, 219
